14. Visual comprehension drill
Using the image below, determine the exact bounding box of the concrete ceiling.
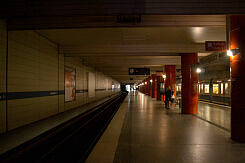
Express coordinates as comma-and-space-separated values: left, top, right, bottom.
37, 17, 226, 83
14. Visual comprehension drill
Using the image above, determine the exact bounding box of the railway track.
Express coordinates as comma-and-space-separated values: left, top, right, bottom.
0, 92, 127, 163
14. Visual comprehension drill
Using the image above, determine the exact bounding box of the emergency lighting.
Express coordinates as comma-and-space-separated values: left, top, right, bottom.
150, 79, 153, 83
227, 49, 240, 57
196, 68, 202, 73
162, 74, 166, 79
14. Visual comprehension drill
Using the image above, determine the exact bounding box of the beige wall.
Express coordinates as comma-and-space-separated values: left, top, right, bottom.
7, 31, 59, 130
58, 53, 65, 113
0, 20, 6, 133
3, 30, 120, 132
64, 57, 120, 110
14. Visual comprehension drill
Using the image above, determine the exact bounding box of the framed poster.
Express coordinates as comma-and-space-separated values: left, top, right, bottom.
65, 67, 76, 102
221, 83, 224, 95
204, 84, 209, 94
213, 84, 219, 95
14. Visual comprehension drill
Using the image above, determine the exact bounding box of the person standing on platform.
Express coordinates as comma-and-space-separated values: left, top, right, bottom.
165, 86, 172, 109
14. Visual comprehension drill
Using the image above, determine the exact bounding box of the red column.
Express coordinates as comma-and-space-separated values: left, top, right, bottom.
151, 74, 156, 98
156, 76, 161, 101
181, 53, 198, 114
165, 65, 176, 94
147, 77, 151, 95
230, 15, 245, 142
149, 77, 152, 97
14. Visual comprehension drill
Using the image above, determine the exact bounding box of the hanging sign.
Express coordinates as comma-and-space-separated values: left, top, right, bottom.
205, 41, 226, 52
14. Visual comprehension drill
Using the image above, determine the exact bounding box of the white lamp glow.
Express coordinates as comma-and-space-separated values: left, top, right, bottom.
227, 50, 233, 57
196, 68, 202, 73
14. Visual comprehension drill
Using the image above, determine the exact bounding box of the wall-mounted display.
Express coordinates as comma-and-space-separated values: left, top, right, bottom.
225, 83, 229, 95
213, 84, 219, 94
221, 83, 224, 94
204, 84, 209, 94
65, 67, 76, 102
201, 84, 204, 93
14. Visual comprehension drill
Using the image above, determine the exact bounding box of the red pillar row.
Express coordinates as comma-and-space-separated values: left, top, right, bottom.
151, 74, 156, 98
230, 15, 245, 142
148, 77, 152, 97
181, 53, 198, 114
156, 76, 161, 101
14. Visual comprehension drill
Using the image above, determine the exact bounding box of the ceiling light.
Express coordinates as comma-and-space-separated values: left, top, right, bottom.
196, 68, 202, 73
162, 74, 166, 79
150, 79, 153, 83
227, 50, 233, 57
227, 49, 240, 57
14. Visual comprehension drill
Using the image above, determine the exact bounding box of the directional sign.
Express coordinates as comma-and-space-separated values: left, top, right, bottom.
128, 68, 150, 75
205, 41, 226, 52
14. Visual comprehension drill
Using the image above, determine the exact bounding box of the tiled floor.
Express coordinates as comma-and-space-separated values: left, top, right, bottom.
113, 92, 245, 163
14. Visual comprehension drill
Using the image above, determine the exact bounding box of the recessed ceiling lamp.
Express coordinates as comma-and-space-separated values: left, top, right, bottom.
196, 68, 202, 73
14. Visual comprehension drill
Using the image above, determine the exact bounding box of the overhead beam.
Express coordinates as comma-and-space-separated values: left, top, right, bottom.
62, 43, 206, 56
7, 15, 226, 30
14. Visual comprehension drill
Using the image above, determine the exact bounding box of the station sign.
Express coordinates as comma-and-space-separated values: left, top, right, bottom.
205, 41, 227, 52
128, 68, 150, 75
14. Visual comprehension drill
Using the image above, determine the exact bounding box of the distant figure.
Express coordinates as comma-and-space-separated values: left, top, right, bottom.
165, 86, 172, 109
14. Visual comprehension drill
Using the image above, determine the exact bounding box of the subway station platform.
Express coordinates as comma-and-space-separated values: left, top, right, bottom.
87, 92, 245, 163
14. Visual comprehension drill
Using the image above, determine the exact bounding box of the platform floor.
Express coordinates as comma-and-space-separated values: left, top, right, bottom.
197, 101, 230, 131
107, 92, 245, 163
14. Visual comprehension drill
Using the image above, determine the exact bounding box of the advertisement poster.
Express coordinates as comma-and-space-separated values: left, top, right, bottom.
65, 67, 76, 102
213, 84, 219, 94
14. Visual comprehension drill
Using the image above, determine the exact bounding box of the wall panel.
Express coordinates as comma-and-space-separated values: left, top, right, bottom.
0, 20, 6, 133
7, 31, 59, 130
58, 53, 65, 112
4, 30, 120, 132
64, 57, 120, 110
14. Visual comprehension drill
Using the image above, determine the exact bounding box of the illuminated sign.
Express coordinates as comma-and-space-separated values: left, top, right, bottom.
205, 41, 226, 52
128, 68, 150, 75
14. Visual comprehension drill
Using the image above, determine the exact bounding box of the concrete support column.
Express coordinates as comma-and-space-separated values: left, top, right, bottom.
181, 53, 198, 114
230, 15, 245, 141
164, 65, 176, 94
151, 74, 156, 98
